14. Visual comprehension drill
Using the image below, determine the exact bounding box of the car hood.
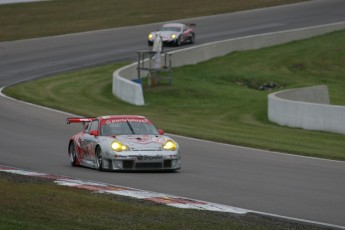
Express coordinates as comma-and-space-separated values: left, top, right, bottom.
156, 31, 180, 40
116, 135, 170, 151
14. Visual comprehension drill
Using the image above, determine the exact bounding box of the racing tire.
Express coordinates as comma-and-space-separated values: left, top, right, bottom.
95, 147, 104, 171
190, 34, 195, 44
176, 36, 182, 46
69, 142, 78, 167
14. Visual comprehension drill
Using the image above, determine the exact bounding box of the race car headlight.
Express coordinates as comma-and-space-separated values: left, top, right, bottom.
171, 34, 177, 39
111, 141, 129, 152
162, 140, 177, 151
148, 33, 154, 40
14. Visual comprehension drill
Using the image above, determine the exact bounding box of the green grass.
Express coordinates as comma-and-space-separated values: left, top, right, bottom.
0, 0, 307, 42
1, 174, 271, 230
0, 172, 335, 229
4, 29, 345, 160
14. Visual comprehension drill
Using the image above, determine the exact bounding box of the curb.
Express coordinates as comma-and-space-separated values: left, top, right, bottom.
0, 165, 248, 214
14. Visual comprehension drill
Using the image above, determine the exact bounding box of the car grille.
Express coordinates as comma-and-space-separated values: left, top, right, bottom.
123, 160, 134, 169
136, 163, 162, 169
122, 160, 172, 170
164, 160, 172, 168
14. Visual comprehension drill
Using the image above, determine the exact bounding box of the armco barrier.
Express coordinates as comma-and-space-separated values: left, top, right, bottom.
268, 85, 345, 135
113, 22, 345, 106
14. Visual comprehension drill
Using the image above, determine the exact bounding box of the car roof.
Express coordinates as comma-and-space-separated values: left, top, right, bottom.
162, 23, 185, 28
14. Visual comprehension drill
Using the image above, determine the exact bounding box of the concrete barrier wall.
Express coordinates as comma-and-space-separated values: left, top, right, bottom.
112, 21, 345, 105
272, 85, 330, 104
268, 85, 345, 135
112, 62, 144, 106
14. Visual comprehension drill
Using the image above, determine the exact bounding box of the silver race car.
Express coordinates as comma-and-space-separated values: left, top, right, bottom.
148, 23, 195, 46
67, 115, 181, 171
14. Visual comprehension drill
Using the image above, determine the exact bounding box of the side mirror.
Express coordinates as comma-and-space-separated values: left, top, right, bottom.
90, 130, 99, 136
158, 129, 164, 135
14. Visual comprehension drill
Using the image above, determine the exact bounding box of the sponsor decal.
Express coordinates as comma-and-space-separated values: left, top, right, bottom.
126, 155, 162, 161
115, 155, 128, 159
121, 135, 167, 145
104, 118, 150, 125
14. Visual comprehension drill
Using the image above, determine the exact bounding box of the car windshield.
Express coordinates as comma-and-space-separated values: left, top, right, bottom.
160, 26, 180, 32
101, 121, 159, 136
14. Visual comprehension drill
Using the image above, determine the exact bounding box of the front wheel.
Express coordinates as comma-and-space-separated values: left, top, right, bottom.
176, 36, 182, 46
69, 142, 78, 167
95, 147, 104, 171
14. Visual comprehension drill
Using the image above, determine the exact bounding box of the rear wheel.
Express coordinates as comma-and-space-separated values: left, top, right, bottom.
95, 147, 104, 171
190, 34, 195, 44
69, 142, 78, 167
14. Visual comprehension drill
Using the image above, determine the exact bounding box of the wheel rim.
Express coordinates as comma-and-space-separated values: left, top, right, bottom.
69, 143, 76, 163
177, 37, 181, 46
97, 155, 102, 168
95, 148, 102, 169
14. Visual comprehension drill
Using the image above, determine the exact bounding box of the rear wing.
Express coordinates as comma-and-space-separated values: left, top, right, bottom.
67, 117, 95, 130
66, 117, 95, 124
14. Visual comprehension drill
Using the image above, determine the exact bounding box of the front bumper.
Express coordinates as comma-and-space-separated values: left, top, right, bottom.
148, 39, 178, 46
162, 39, 178, 46
102, 151, 181, 171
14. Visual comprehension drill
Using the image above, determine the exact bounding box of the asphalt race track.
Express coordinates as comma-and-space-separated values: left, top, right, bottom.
1, 0, 345, 227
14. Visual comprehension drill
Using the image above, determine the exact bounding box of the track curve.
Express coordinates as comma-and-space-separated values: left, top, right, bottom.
1, 0, 345, 227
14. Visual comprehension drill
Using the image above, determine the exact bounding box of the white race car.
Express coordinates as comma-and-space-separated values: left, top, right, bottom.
148, 23, 195, 46
67, 115, 181, 171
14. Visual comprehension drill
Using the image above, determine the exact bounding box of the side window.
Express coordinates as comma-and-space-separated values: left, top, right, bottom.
86, 120, 99, 133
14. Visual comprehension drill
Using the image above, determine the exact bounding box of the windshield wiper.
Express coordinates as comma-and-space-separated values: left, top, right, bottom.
126, 120, 135, 134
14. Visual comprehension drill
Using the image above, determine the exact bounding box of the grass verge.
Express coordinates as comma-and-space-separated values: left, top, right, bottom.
4, 29, 345, 160
0, 0, 307, 42
0, 172, 330, 230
